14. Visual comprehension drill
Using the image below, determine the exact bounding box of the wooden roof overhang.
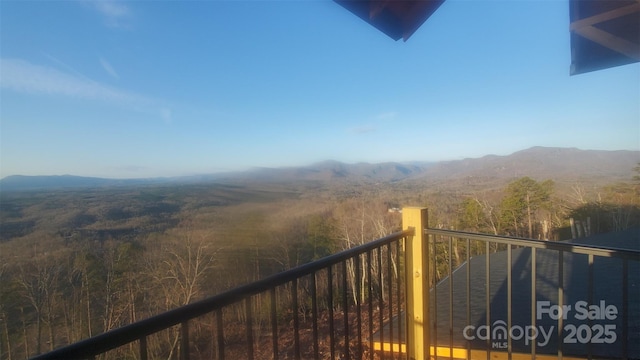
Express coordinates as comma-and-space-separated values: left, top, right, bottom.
333, 0, 445, 41
334, 0, 639, 74
570, 0, 640, 74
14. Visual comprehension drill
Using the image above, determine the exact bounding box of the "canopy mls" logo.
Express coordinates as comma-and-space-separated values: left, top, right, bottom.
463, 300, 618, 349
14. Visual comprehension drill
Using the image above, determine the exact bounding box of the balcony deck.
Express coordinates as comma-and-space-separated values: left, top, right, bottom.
372, 226, 640, 359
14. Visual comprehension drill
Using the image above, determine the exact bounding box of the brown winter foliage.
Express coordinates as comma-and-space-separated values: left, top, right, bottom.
1, 165, 638, 359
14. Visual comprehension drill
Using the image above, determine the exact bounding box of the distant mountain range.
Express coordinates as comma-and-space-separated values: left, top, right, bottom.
216, 147, 639, 186
231, 160, 430, 183
417, 147, 639, 181
0, 175, 169, 192
1, 147, 638, 192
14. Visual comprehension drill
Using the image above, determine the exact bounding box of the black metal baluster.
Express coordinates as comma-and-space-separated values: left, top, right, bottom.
342, 260, 350, 360
181, 321, 190, 360
558, 250, 564, 360
530, 248, 536, 360
368, 250, 374, 360
139, 336, 148, 360
587, 254, 594, 360
486, 241, 491, 360
449, 236, 454, 359
433, 235, 438, 359
507, 244, 512, 360
377, 246, 385, 359
622, 258, 629, 360
245, 298, 254, 360
387, 243, 393, 358
397, 239, 406, 360
270, 287, 278, 359
466, 238, 471, 359
328, 265, 335, 360
216, 309, 225, 360
356, 255, 363, 359
293, 279, 301, 360
312, 272, 319, 360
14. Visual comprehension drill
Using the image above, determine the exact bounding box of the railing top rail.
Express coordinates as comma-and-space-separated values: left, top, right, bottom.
426, 228, 640, 260
32, 229, 413, 360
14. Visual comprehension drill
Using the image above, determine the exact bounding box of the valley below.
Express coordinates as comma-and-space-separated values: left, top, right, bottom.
1, 146, 638, 359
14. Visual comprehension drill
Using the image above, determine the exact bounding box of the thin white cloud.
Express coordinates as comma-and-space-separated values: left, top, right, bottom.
99, 57, 120, 79
95, 0, 130, 18
83, 0, 132, 29
43, 53, 94, 82
160, 108, 172, 124
376, 111, 397, 120
1, 58, 172, 122
348, 124, 377, 134
1, 58, 141, 103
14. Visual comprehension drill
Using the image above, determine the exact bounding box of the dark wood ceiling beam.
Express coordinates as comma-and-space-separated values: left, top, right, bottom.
574, 25, 640, 60
570, 2, 640, 30
570, 0, 640, 73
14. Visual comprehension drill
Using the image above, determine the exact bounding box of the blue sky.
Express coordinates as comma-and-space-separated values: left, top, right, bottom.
1, 0, 638, 179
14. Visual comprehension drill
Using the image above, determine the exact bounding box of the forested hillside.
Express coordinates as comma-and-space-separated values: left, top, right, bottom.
1, 149, 638, 359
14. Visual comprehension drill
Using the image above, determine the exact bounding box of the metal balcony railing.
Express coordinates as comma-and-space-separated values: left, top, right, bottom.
423, 228, 640, 360
32, 229, 413, 360
31, 207, 640, 360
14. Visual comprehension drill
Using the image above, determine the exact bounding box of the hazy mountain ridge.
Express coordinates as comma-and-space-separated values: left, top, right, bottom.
239, 160, 430, 183
422, 147, 639, 181
1, 147, 638, 191
0, 175, 170, 192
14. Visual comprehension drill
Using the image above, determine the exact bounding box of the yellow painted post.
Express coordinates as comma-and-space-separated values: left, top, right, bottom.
402, 207, 430, 360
